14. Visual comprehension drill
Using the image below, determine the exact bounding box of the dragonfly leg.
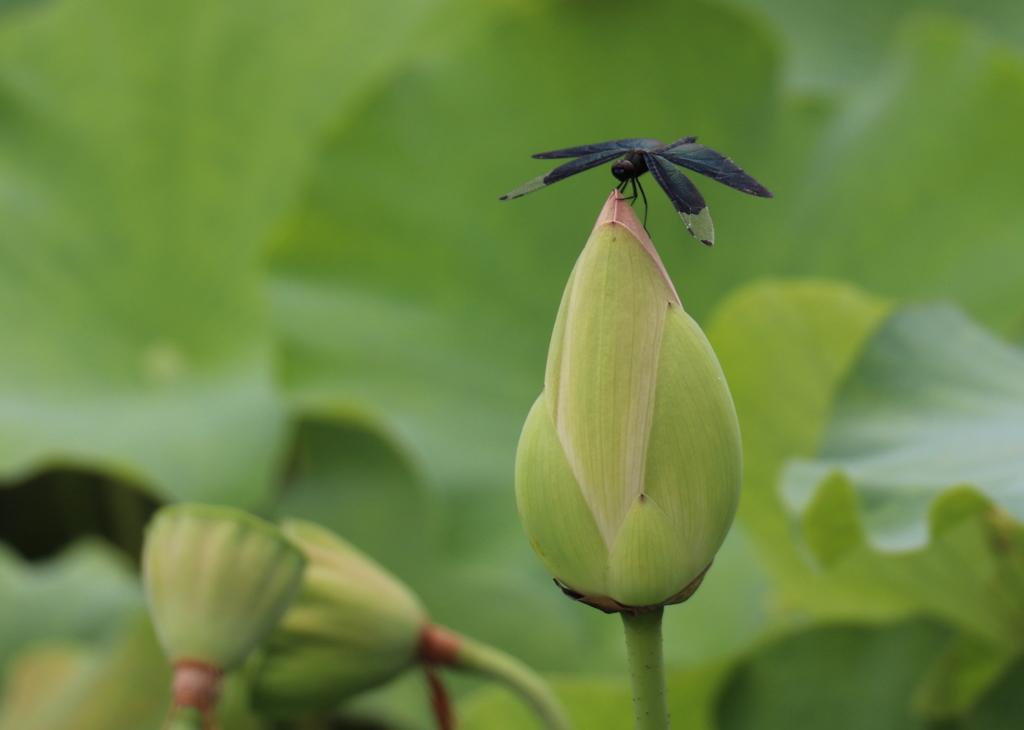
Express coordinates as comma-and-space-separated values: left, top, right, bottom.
620, 177, 639, 204
637, 179, 649, 227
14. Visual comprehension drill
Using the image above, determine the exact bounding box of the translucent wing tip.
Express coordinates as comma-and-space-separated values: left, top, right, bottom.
680, 207, 715, 247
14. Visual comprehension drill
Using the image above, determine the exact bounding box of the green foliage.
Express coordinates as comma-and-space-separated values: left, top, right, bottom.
718, 621, 953, 730
783, 304, 1024, 552
2, 0, 1024, 726
0, 541, 142, 677
461, 666, 731, 730
0, 615, 169, 730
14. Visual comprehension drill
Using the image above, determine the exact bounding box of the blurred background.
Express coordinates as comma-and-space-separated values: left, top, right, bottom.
1, 0, 1023, 727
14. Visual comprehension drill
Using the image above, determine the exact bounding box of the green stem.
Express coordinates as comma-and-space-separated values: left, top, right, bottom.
162, 707, 203, 730
622, 608, 669, 730
453, 636, 573, 730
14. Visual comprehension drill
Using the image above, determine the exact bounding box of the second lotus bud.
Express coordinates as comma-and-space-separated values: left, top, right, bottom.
249, 519, 428, 717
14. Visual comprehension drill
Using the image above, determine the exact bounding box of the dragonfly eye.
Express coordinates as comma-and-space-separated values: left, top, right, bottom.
611, 160, 634, 181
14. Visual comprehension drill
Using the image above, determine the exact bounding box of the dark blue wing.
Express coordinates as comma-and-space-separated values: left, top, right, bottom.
645, 154, 715, 246
500, 149, 624, 200
652, 136, 697, 151
532, 138, 662, 159
656, 143, 773, 197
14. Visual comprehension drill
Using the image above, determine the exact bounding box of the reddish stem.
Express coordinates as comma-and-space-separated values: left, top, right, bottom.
418, 624, 462, 730
167, 660, 222, 730
418, 623, 462, 665
423, 663, 455, 730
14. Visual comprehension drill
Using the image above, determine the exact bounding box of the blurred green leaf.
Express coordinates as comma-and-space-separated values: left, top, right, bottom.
0, 540, 141, 676
717, 620, 952, 730
726, 0, 1024, 91
276, 420, 429, 577
912, 631, 1017, 720
794, 477, 1024, 646
764, 18, 1024, 335
0, 614, 169, 730
460, 676, 633, 730
712, 283, 1024, 645
783, 304, 1024, 552
706, 279, 900, 619
460, 666, 730, 730
336, 670, 436, 730
661, 524, 775, 669
0, 0, 473, 505
777, 305, 1024, 647
713, 16, 1024, 342
962, 654, 1024, 729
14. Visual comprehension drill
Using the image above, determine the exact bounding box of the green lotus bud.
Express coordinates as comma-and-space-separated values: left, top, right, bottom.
142, 503, 305, 726
516, 191, 742, 613
249, 518, 428, 718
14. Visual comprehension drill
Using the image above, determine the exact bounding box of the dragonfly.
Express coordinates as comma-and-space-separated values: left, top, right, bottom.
499, 137, 772, 246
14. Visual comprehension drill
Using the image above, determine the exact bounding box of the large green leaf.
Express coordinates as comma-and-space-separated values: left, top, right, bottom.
710, 281, 1024, 650
713, 16, 1024, 339
783, 304, 1024, 552
717, 620, 952, 730
0, 0, 465, 506
706, 279, 901, 618
779, 305, 1024, 648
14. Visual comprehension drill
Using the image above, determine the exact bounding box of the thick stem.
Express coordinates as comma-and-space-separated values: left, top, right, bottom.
621, 608, 669, 730
450, 634, 573, 730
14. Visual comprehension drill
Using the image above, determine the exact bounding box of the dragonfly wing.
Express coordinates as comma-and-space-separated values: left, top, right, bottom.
532, 138, 661, 159
657, 144, 773, 197
500, 149, 624, 200
646, 154, 715, 246
655, 136, 698, 151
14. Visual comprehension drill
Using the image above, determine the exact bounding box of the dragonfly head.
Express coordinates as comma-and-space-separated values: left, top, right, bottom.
611, 151, 648, 182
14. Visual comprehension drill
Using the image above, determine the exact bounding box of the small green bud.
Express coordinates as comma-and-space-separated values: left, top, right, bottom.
143, 503, 306, 670
516, 191, 742, 612
249, 519, 428, 718
142, 503, 305, 727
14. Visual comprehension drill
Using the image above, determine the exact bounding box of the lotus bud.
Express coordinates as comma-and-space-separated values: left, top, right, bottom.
516, 190, 742, 613
142, 503, 306, 726
249, 518, 429, 718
